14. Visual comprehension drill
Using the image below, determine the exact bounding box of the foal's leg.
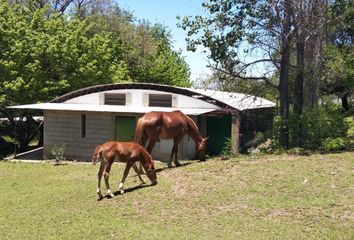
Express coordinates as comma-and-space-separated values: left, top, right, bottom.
118, 162, 133, 194
132, 162, 145, 184
96, 161, 106, 200
103, 161, 115, 198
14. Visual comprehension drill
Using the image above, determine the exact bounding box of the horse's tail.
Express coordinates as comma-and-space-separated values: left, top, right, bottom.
134, 117, 146, 146
92, 145, 103, 165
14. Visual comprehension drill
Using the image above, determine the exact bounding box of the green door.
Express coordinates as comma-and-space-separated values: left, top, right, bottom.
115, 116, 136, 142
206, 115, 231, 156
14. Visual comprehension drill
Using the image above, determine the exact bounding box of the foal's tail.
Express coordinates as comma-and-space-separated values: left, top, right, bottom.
92, 145, 103, 165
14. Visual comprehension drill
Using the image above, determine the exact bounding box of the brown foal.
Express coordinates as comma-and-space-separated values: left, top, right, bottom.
92, 141, 157, 200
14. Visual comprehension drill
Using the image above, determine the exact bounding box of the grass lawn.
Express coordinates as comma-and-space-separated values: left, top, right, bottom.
0, 152, 353, 240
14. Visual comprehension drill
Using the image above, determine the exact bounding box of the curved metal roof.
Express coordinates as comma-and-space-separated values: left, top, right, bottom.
49, 83, 275, 112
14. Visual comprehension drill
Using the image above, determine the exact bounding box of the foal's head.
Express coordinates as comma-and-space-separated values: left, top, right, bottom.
146, 167, 158, 186
140, 147, 158, 185
196, 137, 209, 161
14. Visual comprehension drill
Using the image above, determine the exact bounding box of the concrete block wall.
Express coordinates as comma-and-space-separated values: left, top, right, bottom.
44, 111, 114, 161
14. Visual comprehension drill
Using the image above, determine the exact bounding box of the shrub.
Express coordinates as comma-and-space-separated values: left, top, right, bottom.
220, 137, 233, 159
345, 117, 354, 138
248, 139, 284, 155
321, 137, 348, 151
287, 147, 308, 155
50, 144, 66, 164
273, 103, 349, 150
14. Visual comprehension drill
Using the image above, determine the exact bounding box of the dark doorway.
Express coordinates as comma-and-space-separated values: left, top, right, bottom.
206, 115, 231, 156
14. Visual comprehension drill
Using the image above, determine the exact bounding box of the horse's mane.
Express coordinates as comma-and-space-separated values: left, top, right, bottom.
185, 115, 202, 140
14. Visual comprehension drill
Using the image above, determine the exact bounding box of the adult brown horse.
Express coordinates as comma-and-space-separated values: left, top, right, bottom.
134, 110, 208, 168
92, 141, 157, 200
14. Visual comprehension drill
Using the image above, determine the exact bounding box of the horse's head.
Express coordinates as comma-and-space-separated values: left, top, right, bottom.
197, 137, 209, 161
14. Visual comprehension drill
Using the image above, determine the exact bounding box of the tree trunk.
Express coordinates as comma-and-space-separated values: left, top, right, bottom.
341, 95, 349, 112
294, 9, 306, 146
294, 1, 305, 116
294, 43, 305, 114
305, 0, 326, 108
278, 0, 292, 149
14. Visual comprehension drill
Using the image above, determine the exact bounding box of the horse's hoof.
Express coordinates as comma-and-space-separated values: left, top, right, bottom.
97, 192, 103, 200
175, 163, 182, 167
119, 189, 124, 195
106, 191, 115, 198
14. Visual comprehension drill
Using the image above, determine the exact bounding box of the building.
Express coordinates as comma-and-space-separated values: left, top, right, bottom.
9, 83, 275, 161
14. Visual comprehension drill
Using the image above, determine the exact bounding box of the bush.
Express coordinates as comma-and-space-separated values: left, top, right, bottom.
273, 103, 349, 150
50, 144, 66, 163
220, 137, 233, 159
345, 117, 354, 138
248, 139, 284, 155
321, 137, 348, 151
287, 147, 308, 155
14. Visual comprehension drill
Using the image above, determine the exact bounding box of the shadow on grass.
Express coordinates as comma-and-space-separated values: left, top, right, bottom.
154, 161, 196, 173
114, 184, 151, 195
98, 160, 205, 200
98, 184, 152, 200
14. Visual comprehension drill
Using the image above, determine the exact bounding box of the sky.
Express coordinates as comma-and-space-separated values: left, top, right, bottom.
117, 0, 211, 83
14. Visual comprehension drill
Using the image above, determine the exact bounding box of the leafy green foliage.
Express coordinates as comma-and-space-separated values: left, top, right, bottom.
0, 1, 191, 109
322, 0, 354, 110
0, 2, 130, 107
322, 137, 349, 151
0, 1, 191, 152
50, 144, 66, 163
86, 13, 191, 87
220, 137, 232, 158
273, 103, 349, 150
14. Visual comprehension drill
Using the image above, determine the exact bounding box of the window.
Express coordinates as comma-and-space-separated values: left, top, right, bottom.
81, 114, 86, 137
149, 94, 172, 107
104, 93, 126, 105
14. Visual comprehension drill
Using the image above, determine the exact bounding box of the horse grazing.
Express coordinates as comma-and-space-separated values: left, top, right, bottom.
92, 141, 157, 200
134, 110, 208, 168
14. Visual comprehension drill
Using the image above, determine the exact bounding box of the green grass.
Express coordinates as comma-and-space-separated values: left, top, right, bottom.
1, 153, 353, 240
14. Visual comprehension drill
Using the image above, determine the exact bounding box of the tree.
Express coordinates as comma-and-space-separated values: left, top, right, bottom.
0, 1, 129, 151
84, 6, 191, 86
1, 0, 191, 152
179, 0, 294, 147
322, 0, 354, 111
